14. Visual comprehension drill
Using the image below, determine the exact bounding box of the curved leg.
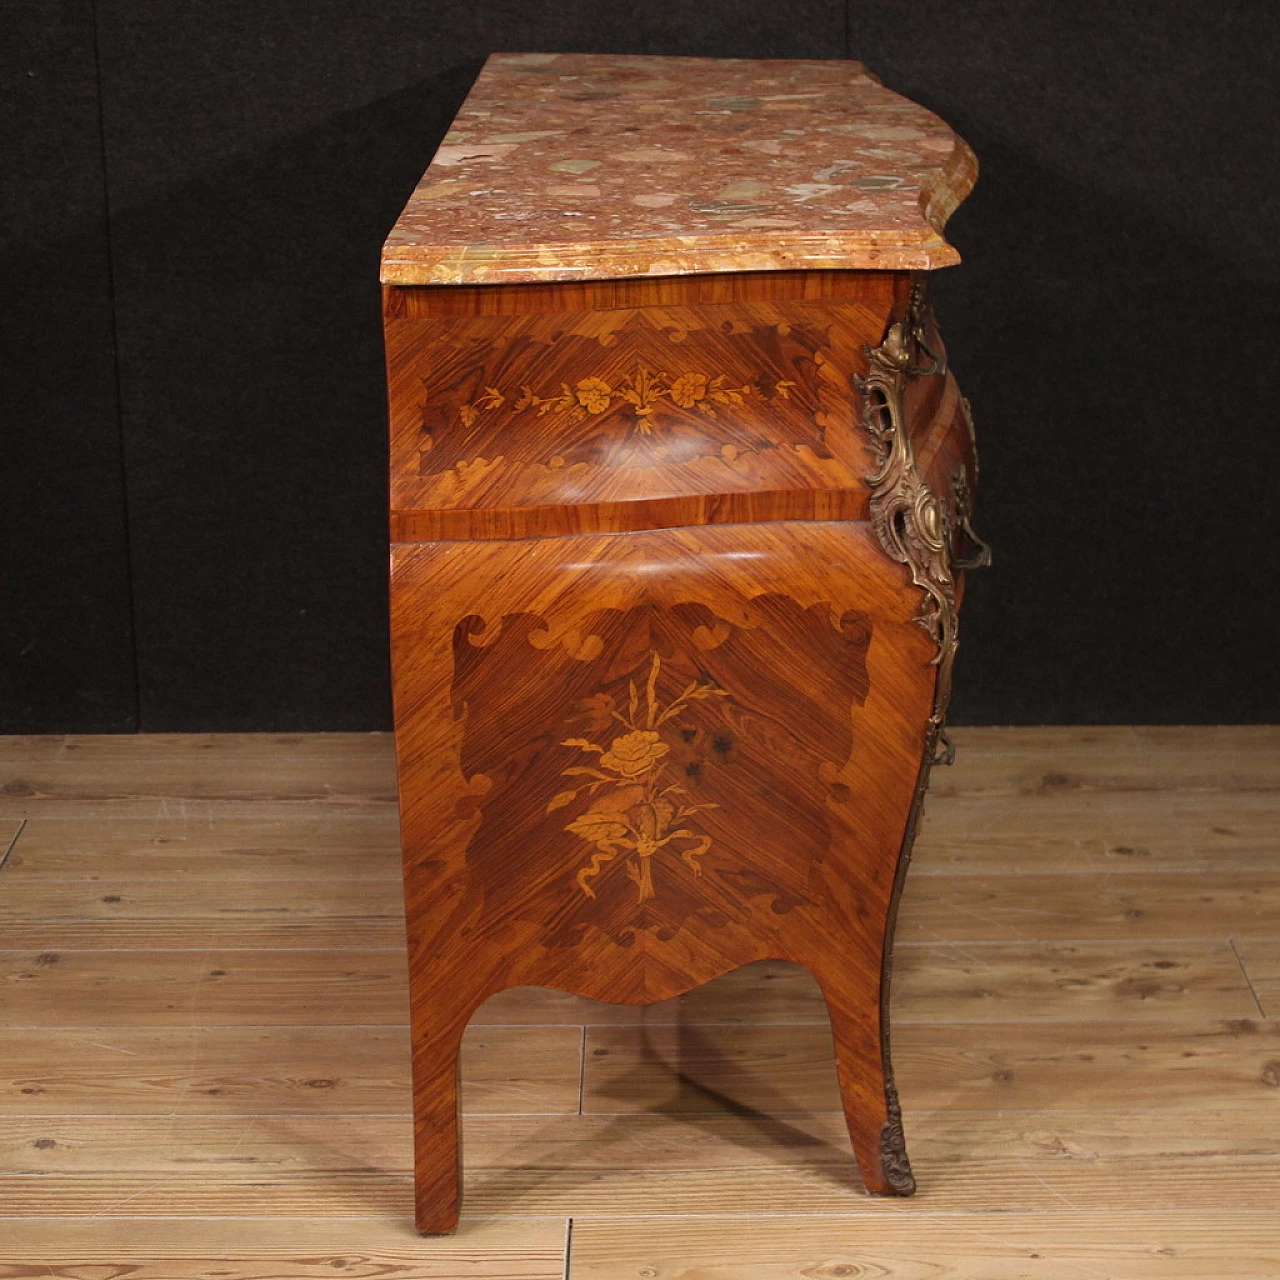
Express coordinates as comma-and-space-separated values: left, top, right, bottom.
813, 964, 916, 1197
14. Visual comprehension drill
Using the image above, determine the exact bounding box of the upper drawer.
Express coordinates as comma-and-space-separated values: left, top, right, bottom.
386, 273, 906, 541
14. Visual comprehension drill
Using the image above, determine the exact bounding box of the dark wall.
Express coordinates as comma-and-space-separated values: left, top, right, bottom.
860, 4, 1280, 724
2, 0, 136, 731
4, 1, 1277, 731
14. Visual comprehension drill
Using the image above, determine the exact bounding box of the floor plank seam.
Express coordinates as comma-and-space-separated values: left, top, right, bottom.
1228, 938, 1269, 1018
2, 1017, 1271, 1030
0, 818, 27, 871
13, 1104, 1263, 1116
0, 935, 1270, 949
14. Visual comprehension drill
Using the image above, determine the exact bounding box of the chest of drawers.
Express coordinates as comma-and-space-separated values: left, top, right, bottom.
382, 53, 988, 1233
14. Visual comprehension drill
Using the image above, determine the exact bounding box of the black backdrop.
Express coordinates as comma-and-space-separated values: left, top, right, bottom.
4, 0, 1278, 732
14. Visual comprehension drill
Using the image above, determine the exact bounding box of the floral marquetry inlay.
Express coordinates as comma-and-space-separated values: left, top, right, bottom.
460, 363, 797, 435
444, 588, 879, 931
550, 653, 730, 903
385, 291, 903, 535
401, 313, 847, 486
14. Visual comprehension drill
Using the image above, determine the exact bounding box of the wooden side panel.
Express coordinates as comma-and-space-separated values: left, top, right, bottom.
390, 520, 937, 1228
385, 280, 904, 542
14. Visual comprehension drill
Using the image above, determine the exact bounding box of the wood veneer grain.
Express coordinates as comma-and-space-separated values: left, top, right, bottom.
391, 518, 940, 1227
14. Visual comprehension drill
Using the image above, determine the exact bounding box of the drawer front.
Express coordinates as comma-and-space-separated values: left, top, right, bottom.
385, 278, 905, 541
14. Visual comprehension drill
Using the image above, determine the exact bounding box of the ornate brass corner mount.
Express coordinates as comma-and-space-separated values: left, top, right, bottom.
856, 283, 988, 743
902, 281, 947, 378
951, 461, 992, 572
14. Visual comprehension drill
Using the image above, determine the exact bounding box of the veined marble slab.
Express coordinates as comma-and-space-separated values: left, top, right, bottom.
382, 53, 976, 285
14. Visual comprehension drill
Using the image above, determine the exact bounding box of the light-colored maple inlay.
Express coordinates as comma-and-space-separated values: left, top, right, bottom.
551, 653, 730, 904
382, 53, 976, 284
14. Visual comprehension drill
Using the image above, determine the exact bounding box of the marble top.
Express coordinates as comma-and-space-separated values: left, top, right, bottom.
381, 54, 976, 286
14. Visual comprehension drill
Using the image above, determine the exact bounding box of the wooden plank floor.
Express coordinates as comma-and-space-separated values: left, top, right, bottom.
0, 726, 1276, 1278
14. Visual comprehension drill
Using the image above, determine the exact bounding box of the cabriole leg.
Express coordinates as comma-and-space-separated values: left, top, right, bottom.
814, 964, 915, 1197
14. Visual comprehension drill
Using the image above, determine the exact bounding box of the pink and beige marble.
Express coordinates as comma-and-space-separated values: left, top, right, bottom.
381, 54, 977, 286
